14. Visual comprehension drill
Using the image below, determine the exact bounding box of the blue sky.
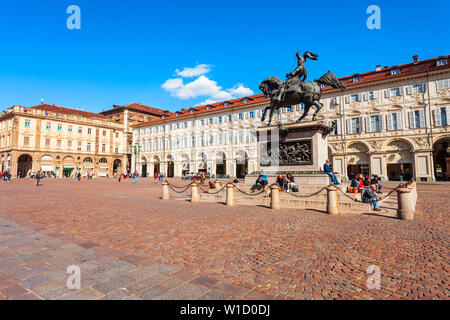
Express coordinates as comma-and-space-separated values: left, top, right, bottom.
0, 0, 449, 113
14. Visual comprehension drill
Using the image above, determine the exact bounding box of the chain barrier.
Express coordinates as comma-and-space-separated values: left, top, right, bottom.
336, 187, 361, 202
232, 183, 276, 196
167, 183, 191, 194
284, 184, 333, 198
164, 181, 192, 190
336, 181, 413, 203
200, 183, 229, 195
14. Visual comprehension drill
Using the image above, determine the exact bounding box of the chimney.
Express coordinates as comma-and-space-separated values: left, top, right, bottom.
376, 65, 381, 71
413, 55, 418, 63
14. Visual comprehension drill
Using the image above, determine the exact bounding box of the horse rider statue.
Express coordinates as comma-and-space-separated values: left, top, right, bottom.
273, 51, 319, 103
259, 50, 346, 125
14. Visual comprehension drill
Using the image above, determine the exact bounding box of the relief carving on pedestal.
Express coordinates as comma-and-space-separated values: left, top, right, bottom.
260, 139, 312, 166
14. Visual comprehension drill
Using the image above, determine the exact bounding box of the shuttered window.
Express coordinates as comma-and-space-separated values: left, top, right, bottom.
408, 109, 426, 128
386, 112, 403, 131
434, 107, 450, 127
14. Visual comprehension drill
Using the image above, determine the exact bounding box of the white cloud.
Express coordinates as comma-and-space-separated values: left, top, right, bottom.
228, 83, 254, 97
175, 64, 211, 78
161, 78, 183, 91
162, 65, 254, 105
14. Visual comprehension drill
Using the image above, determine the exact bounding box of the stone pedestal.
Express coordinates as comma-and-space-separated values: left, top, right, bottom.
246, 121, 333, 185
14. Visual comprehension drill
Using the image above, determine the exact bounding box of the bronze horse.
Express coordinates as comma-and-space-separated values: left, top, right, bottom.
259, 71, 346, 126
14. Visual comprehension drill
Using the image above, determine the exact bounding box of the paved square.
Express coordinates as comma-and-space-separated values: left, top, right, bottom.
0, 179, 448, 300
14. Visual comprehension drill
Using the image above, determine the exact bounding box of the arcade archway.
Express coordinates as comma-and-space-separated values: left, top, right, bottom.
215, 152, 226, 177
385, 139, 413, 181
433, 136, 450, 181
236, 151, 248, 178
17, 154, 32, 178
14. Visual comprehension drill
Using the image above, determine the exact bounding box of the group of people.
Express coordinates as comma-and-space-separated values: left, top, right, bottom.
0, 171, 11, 182
276, 173, 297, 192
153, 172, 165, 183
349, 174, 382, 194
348, 173, 383, 211
250, 171, 297, 193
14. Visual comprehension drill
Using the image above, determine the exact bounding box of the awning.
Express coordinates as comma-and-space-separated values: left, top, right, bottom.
83, 166, 94, 169
99, 166, 109, 169
41, 165, 54, 172
63, 166, 75, 169
63, 168, 74, 171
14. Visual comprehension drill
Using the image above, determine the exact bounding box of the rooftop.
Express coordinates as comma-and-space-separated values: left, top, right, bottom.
101, 102, 174, 117
29, 104, 107, 120
133, 54, 450, 128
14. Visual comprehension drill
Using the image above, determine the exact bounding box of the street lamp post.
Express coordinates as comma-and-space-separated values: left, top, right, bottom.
133, 144, 141, 173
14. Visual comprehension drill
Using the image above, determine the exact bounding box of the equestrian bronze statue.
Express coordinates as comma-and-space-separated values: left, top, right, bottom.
259, 51, 345, 126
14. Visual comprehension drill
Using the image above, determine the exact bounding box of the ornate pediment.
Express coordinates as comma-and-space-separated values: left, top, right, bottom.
414, 137, 429, 149
330, 143, 344, 152
437, 89, 450, 97
389, 96, 402, 103
368, 140, 384, 150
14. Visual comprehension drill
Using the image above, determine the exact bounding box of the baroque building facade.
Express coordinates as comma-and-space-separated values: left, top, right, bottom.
0, 104, 126, 178
100, 103, 173, 173
132, 55, 450, 181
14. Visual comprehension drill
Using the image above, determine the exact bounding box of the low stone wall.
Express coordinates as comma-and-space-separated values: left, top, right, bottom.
162, 180, 418, 219
198, 186, 371, 213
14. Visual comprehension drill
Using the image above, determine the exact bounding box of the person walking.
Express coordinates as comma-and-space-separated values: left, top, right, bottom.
35, 170, 41, 186
153, 172, 158, 183
133, 171, 138, 183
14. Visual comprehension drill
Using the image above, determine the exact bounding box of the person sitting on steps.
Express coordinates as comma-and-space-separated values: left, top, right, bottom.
362, 184, 382, 212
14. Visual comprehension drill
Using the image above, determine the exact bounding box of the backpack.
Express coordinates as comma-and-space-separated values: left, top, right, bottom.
292, 187, 299, 192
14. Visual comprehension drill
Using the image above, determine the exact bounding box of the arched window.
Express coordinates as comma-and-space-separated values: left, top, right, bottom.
83, 157, 93, 163
99, 158, 108, 163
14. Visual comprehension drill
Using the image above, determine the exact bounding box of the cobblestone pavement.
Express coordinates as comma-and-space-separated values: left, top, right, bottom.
0, 178, 448, 300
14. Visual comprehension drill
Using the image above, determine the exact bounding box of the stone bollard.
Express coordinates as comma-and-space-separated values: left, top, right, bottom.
162, 181, 170, 200
214, 180, 222, 189
326, 186, 339, 216
407, 184, 416, 211
270, 185, 280, 210
226, 183, 234, 207
191, 182, 199, 203
410, 182, 418, 207
396, 187, 414, 220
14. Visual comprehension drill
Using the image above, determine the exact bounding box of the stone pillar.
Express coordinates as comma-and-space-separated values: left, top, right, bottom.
191, 182, 199, 203
396, 187, 414, 220
270, 185, 280, 210
214, 180, 221, 189
407, 182, 417, 209
326, 186, 339, 216
161, 181, 169, 200
226, 183, 234, 207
